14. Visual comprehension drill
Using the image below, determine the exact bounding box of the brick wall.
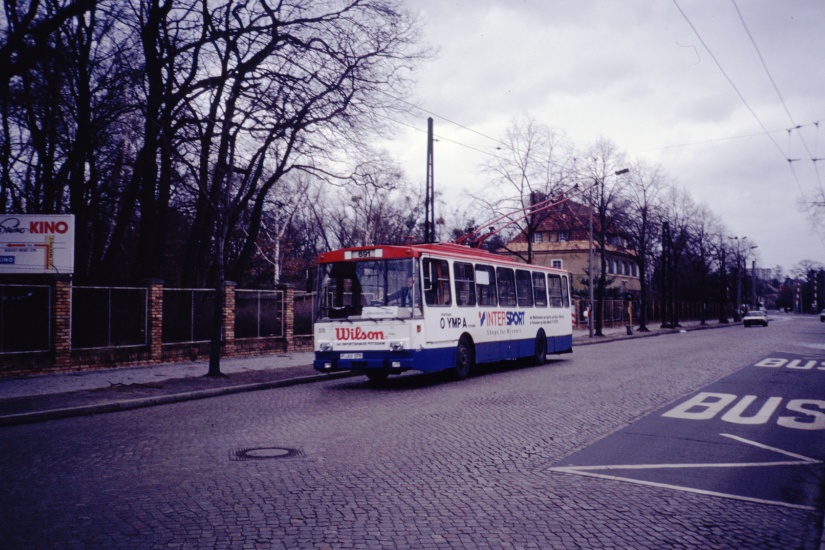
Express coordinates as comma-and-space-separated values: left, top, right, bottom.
0, 278, 311, 377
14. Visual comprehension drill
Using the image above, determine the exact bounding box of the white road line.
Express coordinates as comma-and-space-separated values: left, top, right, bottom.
550, 460, 815, 471
720, 433, 821, 463
547, 468, 817, 511
547, 433, 821, 510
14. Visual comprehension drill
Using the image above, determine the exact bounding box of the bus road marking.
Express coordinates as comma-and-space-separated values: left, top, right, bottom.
546, 434, 822, 511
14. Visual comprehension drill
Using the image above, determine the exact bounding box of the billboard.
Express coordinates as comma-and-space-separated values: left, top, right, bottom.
0, 214, 75, 275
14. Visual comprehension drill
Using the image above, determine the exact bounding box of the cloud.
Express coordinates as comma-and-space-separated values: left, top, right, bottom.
387, 0, 825, 268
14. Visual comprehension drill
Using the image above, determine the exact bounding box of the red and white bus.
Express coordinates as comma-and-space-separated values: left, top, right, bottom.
313, 242, 573, 381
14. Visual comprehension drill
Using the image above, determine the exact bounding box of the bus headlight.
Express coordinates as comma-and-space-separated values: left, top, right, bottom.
320, 342, 333, 352
390, 341, 404, 351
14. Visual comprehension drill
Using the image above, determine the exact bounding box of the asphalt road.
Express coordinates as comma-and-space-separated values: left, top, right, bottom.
1, 315, 823, 549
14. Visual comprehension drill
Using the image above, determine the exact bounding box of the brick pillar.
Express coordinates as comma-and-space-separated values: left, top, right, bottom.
223, 281, 236, 356
145, 279, 164, 362
53, 275, 72, 369
279, 284, 295, 352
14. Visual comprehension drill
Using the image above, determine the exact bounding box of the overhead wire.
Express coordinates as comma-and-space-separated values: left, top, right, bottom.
731, 0, 823, 190
672, 0, 807, 197
379, 90, 510, 149
381, 91, 823, 173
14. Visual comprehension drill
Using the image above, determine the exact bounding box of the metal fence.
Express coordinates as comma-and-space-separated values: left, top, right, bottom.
162, 288, 215, 344
72, 286, 148, 350
572, 298, 721, 328
0, 284, 51, 354
293, 292, 315, 336
235, 289, 284, 339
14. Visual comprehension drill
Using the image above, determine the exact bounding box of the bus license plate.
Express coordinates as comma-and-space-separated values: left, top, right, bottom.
340, 353, 363, 360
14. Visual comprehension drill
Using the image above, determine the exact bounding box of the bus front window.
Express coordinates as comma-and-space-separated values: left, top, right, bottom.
317, 258, 418, 320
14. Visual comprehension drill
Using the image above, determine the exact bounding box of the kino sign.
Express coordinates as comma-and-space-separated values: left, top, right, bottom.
0, 215, 75, 275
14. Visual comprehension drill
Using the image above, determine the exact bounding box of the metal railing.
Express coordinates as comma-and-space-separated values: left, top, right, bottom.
0, 284, 51, 354
235, 289, 284, 339
72, 286, 148, 349
293, 291, 316, 336
162, 288, 215, 344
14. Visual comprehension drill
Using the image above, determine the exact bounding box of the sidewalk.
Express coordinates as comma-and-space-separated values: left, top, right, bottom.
0, 320, 732, 426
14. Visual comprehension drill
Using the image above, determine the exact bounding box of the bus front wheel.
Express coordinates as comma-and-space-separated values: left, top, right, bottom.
451, 336, 474, 380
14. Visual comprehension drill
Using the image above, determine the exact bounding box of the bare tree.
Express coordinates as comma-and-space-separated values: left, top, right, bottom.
146, 1, 428, 376
477, 116, 575, 261
0, 0, 143, 281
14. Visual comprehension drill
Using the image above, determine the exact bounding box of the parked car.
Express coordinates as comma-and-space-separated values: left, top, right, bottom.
743, 309, 769, 327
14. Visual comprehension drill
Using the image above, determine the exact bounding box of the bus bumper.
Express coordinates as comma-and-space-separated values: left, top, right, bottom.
314, 351, 417, 375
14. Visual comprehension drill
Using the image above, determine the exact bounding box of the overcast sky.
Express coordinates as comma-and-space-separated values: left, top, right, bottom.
381, 0, 825, 273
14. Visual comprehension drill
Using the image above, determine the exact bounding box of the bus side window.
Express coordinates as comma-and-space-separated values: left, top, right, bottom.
423, 258, 451, 306
561, 275, 570, 308
516, 269, 533, 307
454, 262, 476, 307
532, 272, 548, 307
475, 264, 497, 306
496, 267, 517, 307
548, 274, 563, 308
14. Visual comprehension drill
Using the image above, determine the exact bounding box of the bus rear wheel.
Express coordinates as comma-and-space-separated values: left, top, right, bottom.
533, 330, 547, 365
451, 336, 474, 380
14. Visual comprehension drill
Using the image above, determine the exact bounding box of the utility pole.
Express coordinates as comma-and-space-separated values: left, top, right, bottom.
588, 183, 595, 337
751, 260, 757, 308
660, 221, 672, 328
424, 117, 435, 244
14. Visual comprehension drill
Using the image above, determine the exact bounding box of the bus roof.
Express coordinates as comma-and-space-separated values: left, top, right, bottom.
316, 242, 567, 273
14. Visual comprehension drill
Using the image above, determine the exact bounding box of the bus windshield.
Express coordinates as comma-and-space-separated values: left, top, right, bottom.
316, 258, 420, 320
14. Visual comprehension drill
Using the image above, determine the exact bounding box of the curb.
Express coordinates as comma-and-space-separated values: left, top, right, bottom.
0, 371, 355, 427
0, 322, 736, 427
573, 320, 734, 346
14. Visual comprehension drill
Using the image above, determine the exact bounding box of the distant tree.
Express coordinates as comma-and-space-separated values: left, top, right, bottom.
659, 187, 698, 326
581, 138, 628, 336
790, 260, 825, 313
715, 231, 732, 323
617, 161, 667, 331
687, 203, 724, 325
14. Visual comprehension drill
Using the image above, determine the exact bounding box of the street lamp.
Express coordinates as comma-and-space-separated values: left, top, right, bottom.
588, 167, 629, 337
728, 237, 757, 320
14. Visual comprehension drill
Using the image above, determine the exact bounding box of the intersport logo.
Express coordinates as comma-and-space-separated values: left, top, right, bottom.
335, 327, 385, 341
478, 311, 525, 327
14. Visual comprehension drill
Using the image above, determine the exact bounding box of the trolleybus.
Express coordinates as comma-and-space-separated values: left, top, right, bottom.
313, 242, 573, 381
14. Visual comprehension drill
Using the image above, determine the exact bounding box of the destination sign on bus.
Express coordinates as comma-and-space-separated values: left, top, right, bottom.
344, 248, 383, 260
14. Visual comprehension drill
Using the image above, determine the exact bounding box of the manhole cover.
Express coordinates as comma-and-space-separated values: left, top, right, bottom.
231, 447, 303, 461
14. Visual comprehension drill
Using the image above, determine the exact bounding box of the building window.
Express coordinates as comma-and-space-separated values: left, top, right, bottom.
532, 232, 544, 243
551, 259, 563, 269
558, 231, 569, 242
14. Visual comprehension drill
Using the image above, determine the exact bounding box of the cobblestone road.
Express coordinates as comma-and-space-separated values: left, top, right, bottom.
1, 316, 823, 548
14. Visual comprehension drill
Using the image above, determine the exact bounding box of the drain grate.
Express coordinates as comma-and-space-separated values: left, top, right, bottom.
231, 447, 304, 461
